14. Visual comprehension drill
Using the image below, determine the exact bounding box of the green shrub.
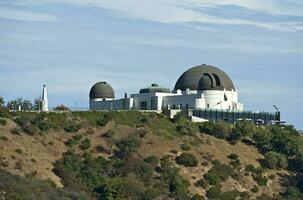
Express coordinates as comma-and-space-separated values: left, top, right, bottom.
11, 128, 21, 135
116, 136, 141, 157
0, 135, 8, 141
264, 151, 288, 169
97, 113, 113, 127
180, 143, 191, 151
253, 173, 268, 186
101, 128, 116, 138
65, 138, 78, 147
229, 159, 241, 168
220, 190, 239, 200
64, 123, 80, 133
15, 160, 23, 170
31, 115, 50, 132
191, 194, 205, 200
0, 108, 10, 118
0, 118, 7, 126
251, 185, 259, 193
245, 164, 255, 173
0, 169, 88, 199
268, 174, 275, 180
144, 155, 159, 166
15, 148, 23, 154
227, 153, 239, 160
283, 186, 303, 199
48, 141, 54, 145
80, 138, 91, 150
175, 153, 198, 167
15, 116, 39, 135
204, 171, 221, 186
207, 160, 234, 183
195, 178, 209, 189
206, 185, 222, 199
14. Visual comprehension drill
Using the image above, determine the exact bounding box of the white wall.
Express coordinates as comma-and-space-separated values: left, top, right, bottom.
90, 89, 243, 112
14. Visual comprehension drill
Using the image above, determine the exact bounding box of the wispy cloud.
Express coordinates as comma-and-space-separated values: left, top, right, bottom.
50, 0, 303, 32
0, 7, 57, 22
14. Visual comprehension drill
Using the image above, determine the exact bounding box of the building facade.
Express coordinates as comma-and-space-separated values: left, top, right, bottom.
89, 64, 279, 124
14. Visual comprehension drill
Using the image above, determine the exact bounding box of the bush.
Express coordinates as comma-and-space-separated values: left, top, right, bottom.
264, 151, 288, 169
251, 185, 259, 193
180, 143, 191, 151
101, 128, 116, 138
195, 178, 209, 189
253, 173, 268, 186
97, 113, 113, 127
0, 135, 8, 141
176, 153, 198, 167
227, 153, 239, 160
53, 105, 70, 111
0, 169, 88, 199
116, 136, 141, 157
206, 185, 222, 199
31, 115, 50, 132
10, 127, 22, 135
80, 138, 91, 150
204, 172, 221, 186
245, 164, 255, 173
283, 186, 303, 199
64, 123, 80, 133
191, 194, 205, 200
206, 160, 234, 183
15, 148, 23, 154
0, 118, 7, 126
15, 117, 39, 135
15, 160, 23, 170
144, 155, 159, 166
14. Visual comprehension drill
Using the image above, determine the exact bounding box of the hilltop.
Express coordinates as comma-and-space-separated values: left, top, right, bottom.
0, 109, 302, 200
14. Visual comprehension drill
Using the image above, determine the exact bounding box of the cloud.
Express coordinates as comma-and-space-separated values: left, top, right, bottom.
178, 0, 303, 17
0, 7, 57, 22
51, 0, 303, 32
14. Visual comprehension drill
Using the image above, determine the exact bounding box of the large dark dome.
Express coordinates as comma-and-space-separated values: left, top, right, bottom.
174, 64, 235, 91
89, 82, 115, 99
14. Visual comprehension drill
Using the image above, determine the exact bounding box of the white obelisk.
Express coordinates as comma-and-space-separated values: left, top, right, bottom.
41, 84, 49, 112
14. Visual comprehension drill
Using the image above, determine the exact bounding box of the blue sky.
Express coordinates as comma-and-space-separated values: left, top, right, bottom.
0, 0, 302, 129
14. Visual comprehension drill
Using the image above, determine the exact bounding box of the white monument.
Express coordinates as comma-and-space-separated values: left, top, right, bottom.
41, 84, 49, 112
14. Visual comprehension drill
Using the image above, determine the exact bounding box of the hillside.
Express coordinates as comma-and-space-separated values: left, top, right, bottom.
0, 109, 302, 200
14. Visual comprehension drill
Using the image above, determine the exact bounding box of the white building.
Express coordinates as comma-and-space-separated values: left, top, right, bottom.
89, 64, 243, 113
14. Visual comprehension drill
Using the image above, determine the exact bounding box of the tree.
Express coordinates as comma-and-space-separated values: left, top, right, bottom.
54, 105, 70, 111
175, 153, 198, 167
6, 98, 33, 111
0, 96, 4, 108
264, 151, 288, 169
34, 97, 42, 111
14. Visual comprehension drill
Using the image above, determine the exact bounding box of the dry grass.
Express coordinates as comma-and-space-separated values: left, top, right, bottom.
0, 117, 287, 198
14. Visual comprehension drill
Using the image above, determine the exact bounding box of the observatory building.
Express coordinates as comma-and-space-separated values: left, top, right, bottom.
89, 64, 280, 124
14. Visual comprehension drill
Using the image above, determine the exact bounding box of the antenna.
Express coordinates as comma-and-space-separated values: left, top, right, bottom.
273, 105, 279, 111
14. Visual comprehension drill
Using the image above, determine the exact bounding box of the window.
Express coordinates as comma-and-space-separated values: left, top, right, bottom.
140, 101, 147, 110
212, 73, 221, 86
224, 93, 228, 101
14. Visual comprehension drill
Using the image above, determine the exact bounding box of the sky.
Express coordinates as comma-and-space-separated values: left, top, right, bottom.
0, 0, 302, 129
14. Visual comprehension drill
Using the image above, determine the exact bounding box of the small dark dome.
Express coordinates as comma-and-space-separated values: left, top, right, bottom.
89, 82, 115, 99
140, 83, 170, 94
174, 64, 235, 91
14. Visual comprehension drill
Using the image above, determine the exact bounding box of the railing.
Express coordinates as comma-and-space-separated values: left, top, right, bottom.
193, 109, 280, 124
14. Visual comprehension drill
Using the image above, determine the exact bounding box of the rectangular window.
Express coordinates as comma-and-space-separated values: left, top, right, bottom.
140, 101, 147, 110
